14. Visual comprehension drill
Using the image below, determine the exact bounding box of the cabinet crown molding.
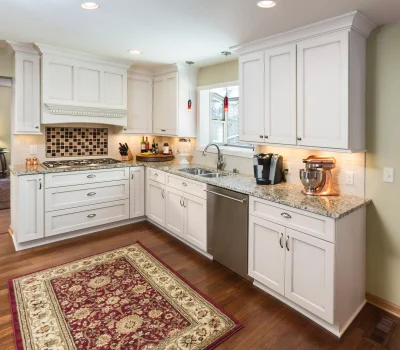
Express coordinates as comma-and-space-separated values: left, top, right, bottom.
35, 43, 132, 69
6, 41, 38, 55
231, 10, 377, 55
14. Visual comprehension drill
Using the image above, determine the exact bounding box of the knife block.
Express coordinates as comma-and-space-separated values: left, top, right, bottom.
120, 148, 133, 161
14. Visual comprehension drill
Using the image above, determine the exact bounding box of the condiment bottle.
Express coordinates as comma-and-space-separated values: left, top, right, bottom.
163, 143, 169, 155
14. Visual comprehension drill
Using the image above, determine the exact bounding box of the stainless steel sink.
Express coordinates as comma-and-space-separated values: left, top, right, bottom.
178, 168, 214, 175
199, 173, 229, 178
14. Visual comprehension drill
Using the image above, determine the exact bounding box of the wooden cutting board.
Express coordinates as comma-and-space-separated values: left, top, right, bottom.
136, 153, 175, 162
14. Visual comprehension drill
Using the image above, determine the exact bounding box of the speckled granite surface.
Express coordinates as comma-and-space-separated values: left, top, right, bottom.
10, 160, 371, 219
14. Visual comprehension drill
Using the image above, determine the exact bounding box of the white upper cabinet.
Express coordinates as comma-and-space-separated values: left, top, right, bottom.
7, 42, 41, 134
153, 65, 198, 137
36, 44, 130, 126
297, 32, 349, 149
264, 44, 297, 145
239, 52, 264, 143
125, 73, 153, 134
236, 11, 376, 152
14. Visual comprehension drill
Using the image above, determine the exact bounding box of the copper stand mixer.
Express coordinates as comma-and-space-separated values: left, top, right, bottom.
299, 156, 338, 196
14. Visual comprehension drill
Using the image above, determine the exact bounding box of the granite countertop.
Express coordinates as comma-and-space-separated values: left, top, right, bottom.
9, 160, 371, 219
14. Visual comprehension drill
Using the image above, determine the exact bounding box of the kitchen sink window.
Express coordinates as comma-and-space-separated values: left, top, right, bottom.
198, 83, 253, 153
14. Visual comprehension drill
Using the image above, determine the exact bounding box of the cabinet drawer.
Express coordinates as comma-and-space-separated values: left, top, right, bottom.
146, 168, 166, 184
166, 174, 207, 199
45, 199, 129, 237
45, 180, 129, 212
45, 168, 129, 188
249, 196, 335, 243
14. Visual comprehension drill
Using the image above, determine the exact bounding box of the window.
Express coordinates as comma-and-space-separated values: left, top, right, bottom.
208, 85, 252, 149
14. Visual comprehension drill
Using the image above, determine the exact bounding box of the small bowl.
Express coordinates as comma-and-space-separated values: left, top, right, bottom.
299, 169, 324, 191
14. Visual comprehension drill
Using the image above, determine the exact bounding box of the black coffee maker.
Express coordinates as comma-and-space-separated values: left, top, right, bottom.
253, 153, 285, 185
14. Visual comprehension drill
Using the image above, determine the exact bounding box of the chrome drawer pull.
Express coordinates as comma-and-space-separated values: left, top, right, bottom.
87, 214, 96, 218
182, 182, 187, 187
154, 173, 158, 177
286, 236, 290, 251
161, 129, 166, 132
279, 233, 283, 248
38, 179, 42, 190
87, 174, 96, 178
161, 189, 165, 198
87, 192, 96, 196
281, 213, 292, 219
131, 172, 135, 179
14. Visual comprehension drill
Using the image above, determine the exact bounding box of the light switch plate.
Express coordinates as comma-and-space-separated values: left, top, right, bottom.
383, 168, 395, 183
30, 145, 38, 155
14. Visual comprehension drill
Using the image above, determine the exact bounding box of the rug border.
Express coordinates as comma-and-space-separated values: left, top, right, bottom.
8, 241, 243, 350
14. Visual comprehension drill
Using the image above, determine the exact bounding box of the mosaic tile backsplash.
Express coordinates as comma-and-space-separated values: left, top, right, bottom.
46, 127, 108, 158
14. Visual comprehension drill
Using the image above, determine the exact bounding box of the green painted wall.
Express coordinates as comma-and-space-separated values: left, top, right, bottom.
366, 22, 400, 306
197, 60, 238, 86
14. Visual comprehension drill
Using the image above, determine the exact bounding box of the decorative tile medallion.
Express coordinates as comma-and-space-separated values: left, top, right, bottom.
46, 127, 108, 158
8, 242, 242, 349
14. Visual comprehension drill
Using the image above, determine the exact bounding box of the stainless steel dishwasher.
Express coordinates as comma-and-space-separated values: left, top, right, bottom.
206, 184, 251, 280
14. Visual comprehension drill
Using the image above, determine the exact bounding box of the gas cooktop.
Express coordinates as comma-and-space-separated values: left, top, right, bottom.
42, 158, 121, 169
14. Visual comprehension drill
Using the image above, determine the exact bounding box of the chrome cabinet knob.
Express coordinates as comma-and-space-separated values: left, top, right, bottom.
297, 137, 302, 141
264, 135, 268, 139
35, 126, 39, 129
259, 135, 264, 138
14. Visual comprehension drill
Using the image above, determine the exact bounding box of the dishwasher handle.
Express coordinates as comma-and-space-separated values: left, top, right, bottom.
204, 189, 247, 204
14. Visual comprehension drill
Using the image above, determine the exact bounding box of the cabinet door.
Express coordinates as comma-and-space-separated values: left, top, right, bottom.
183, 192, 207, 251
147, 181, 166, 227
239, 51, 265, 143
297, 31, 349, 149
14, 51, 41, 134
166, 186, 185, 237
248, 216, 285, 295
264, 44, 297, 145
18, 175, 44, 242
285, 228, 334, 323
153, 75, 166, 133
125, 75, 153, 134
130, 167, 145, 218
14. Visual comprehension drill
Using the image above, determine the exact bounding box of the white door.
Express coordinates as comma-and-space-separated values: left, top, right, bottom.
284, 228, 334, 323
14, 51, 41, 134
166, 186, 185, 237
239, 51, 265, 143
125, 75, 153, 134
264, 44, 297, 145
183, 192, 207, 251
18, 175, 44, 242
153, 75, 166, 134
248, 216, 286, 295
147, 181, 166, 227
130, 167, 145, 218
164, 72, 178, 135
297, 31, 349, 149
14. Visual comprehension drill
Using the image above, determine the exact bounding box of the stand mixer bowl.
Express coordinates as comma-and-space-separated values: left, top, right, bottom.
299, 169, 324, 192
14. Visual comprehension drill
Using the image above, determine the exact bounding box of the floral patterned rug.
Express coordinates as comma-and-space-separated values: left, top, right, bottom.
8, 242, 242, 349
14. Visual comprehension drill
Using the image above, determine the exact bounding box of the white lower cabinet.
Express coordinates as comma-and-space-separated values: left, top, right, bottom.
11, 174, 44, 243
166, 186, 185, 237
147, 180, 166, 227
184, 192, 207, 252
249, 215, 334, 324
248, 216, 285, 295
285, 228, 334, 323
130, 167, 145, 218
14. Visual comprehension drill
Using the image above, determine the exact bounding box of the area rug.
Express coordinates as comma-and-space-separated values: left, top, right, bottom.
0, 177, 10, 210
8, 242, 242, 349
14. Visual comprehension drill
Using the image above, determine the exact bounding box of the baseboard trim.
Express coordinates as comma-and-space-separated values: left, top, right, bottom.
366, 292, 400, 318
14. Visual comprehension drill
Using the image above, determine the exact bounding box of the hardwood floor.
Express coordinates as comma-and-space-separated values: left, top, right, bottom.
0, 212, 399, 349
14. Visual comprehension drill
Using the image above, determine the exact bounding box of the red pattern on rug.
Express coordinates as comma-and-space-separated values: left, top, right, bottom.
51, 257, 190, 349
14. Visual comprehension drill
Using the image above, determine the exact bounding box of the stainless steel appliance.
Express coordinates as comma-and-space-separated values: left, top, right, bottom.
253, 153, 284, 185
206, 184, 251, 280
299, 155, 338, 196
42, 158, 121, 169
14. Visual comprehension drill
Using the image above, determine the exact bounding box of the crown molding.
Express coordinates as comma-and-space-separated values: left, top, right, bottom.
6, 41, 38, 55
35, 43, 132, 69
231, 11, 377, 55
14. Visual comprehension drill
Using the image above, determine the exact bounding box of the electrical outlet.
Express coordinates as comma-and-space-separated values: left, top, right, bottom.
30, 145, 38, 155
345, 171, 354, 185
383, 168, 395, 183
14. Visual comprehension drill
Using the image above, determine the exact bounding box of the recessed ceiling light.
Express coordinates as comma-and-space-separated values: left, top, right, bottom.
128, 49, 143, 55
81, 2, 100, 10
257, 1, 276, 8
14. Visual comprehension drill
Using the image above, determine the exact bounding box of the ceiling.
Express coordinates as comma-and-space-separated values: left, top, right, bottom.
0, 0, 400, 69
